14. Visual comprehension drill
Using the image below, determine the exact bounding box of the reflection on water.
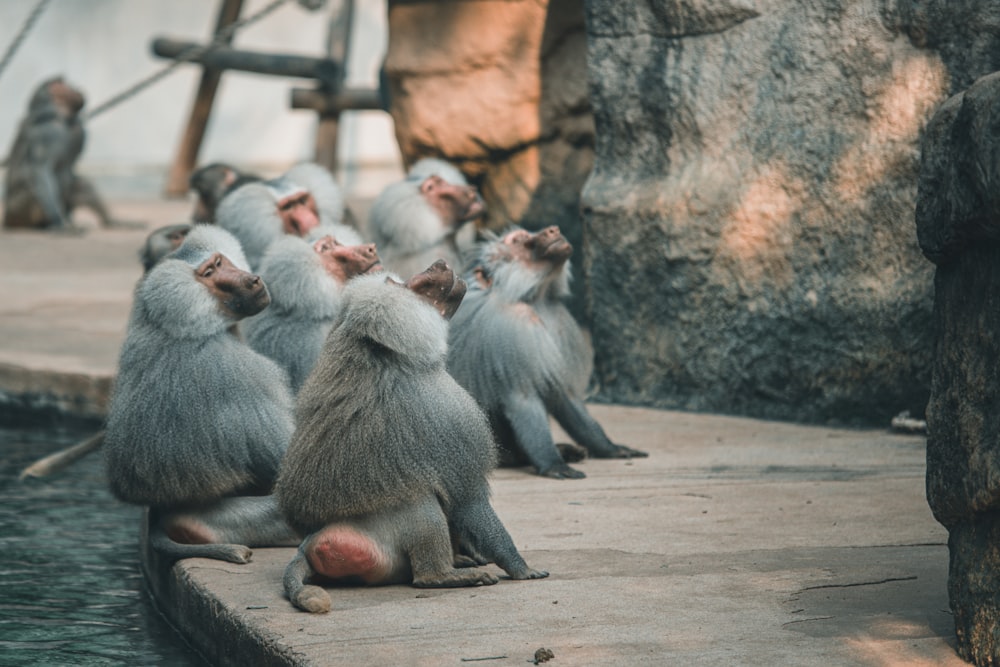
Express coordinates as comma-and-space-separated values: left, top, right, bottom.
0, 426, 203, 666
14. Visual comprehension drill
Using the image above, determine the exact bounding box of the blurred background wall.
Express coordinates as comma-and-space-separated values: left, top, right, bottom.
0, 0, 400, 198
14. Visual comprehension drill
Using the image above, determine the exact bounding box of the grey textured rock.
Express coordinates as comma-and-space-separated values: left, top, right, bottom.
587, 0, 759, 37
918, 71, 1000, 665
581, 0, 979, 424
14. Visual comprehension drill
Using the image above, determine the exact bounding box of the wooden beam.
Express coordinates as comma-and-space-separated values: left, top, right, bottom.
290, 87, 383, 114
151, 38, 342, 84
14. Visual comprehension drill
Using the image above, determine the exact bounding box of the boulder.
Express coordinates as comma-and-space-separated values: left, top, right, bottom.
917, 70, 1000, 666
581, 1, 949, 424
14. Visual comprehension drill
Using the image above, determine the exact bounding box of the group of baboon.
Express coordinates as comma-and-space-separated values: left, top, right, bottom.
5, 77, 647, 614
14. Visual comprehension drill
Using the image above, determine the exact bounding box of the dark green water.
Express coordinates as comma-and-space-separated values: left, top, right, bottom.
0, 426, 204, 666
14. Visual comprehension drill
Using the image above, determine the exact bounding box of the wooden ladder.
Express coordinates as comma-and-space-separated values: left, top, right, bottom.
158, 0, 382, 196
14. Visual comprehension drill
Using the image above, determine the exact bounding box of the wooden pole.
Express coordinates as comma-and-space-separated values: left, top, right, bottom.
314, 0, 355, 172
163, 0, 245, 198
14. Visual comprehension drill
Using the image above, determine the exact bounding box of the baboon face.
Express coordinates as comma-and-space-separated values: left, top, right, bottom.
194, 252, 271, 319
402, 259, 467, 320
503, 226, 572, 268
313, 235, 382, 283
276, 191, 321, 237
419, 175, 486, 225
47, 79, 85, 116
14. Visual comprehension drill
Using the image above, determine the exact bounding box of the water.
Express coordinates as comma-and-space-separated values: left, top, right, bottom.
0, 426, 205, 666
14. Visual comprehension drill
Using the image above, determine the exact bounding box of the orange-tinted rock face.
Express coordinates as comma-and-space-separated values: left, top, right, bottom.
384, 0, 594, 317
385, 1, 591, 223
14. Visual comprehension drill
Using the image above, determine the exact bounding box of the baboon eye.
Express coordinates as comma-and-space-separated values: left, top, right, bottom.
421, 176, 442, 194
199, 254, 223, 277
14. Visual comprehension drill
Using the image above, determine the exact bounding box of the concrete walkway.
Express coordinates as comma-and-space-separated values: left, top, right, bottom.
0, 199, 965, 666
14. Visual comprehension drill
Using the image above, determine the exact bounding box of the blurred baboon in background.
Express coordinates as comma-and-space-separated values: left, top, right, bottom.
283, 162, 346, 229
188, 162, 261, 222
448, 226, 648, 479
139, 223, 193, 273
104, 226, 298, 563
3, 77, 128, 232
242, 234, 382, 393
276, 262, 547, 613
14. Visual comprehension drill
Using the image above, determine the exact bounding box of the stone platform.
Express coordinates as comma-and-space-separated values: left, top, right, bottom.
0, 199, 965, 666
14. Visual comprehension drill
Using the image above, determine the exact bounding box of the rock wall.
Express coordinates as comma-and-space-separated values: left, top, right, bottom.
582, 0, 961, 425
383, 0, 1000, 426
917, 70, 1000, 666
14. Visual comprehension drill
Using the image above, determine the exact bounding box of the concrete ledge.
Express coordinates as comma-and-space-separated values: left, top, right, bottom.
0, 362, 111, 425
138, 405, 967, 666
140, 515, 302, 667
0, 202, 969, 664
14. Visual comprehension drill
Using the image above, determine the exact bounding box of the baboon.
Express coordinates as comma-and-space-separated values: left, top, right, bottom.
369, 173, 485, 280
189, 162, 261, 222
448, 226, 648, 479
3, 77, 123, 232
21, 222, 206, 480
103, 225, 299, 563
242, 234, 382, 393
22, 224, 237, 480
216, 163, 358, 269
276, 261, 548, 613
139, 223, 194, 273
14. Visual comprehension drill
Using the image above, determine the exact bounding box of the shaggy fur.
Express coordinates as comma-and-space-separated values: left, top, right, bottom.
276, 272, 491, 529
369, 177, 459, 281
275, 268, 545, 611
284, 162, 345, 227
215, 164, 359, 269
104, 227, 294, 508
408, 157, 468, 186
447, 227, 646, 478
241, 236, 346, 393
